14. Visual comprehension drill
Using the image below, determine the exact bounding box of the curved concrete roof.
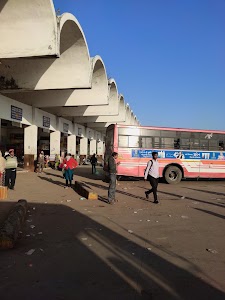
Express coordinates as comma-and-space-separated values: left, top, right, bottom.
44, 79, 119, 117
0, 0, 57, 58
3, 55, 109, 106
0, 13, 91, 90
72, 95, 126, 123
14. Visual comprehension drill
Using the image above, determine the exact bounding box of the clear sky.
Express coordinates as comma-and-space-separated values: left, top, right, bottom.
53, 0, 225, 130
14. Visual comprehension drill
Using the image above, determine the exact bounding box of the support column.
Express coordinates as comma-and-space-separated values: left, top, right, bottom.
90, 139, 97, 155
24, 125, 38, 171
80, 137, 88, 162
50, 131, 61, 156
97, 141, 104, 156
67, 134, 76, 156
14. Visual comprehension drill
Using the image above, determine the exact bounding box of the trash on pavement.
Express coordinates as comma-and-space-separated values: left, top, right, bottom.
33, 207, 36, 210
134, 211, 138, 214
26, 234, 30, 237
181, 196, 185, 199
66, 200, 71, 202
38, 232, 43, 235
30, 225, 35, 229
147, 220, 150, 222
128, 230, 133, 234
25, 249, 36, 256
181, 215, 189, 219
168, 215, 172, 217
80, 197, 85, 201
147, 248, 152, 251
81, 237, 88, 241
206, 248, 218, 254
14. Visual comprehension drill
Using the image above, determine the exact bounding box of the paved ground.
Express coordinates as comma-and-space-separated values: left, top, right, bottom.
0, 166, 225, 300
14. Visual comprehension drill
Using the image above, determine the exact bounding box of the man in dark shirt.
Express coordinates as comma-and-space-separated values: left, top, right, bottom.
108, 152, 120, 204
90, 153, 98, 174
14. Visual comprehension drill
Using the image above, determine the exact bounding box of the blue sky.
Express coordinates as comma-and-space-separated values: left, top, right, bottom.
53, 0, 225, 130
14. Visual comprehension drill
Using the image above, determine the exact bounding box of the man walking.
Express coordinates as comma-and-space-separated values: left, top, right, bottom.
144, 151, 159, 204
108, 152, 120, 204
5, 149, 18, 190
90, 153, 97, 174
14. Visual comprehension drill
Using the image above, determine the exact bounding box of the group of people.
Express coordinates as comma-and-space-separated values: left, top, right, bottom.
107, 151, 159, 205
0, 146, 160, 204
0, 149, 18, 190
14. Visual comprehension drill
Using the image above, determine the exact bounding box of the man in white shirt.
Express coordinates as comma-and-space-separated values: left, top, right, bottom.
144, 152, 159, 204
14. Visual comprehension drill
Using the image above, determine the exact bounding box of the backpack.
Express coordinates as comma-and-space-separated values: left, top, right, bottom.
144, 160, 153, 176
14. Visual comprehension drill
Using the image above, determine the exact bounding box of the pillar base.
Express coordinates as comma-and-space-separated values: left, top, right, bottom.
24, 154, 35, 172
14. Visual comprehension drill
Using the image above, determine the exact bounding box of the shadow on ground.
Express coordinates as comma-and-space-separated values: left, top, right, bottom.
0, 200, 224, 300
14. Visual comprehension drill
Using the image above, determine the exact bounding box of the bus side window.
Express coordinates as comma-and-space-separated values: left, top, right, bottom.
219, 141, 224, 150
161, 138, 174, 149
200, 139, 209, 150
154, 137, 160, 149
174, 138, 180, 149
140, 137, 153, 149
180, 139, 190, 150
209, 140, 218, 151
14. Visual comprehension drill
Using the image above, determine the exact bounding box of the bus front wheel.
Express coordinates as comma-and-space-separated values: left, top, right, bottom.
164, 166, 182, 184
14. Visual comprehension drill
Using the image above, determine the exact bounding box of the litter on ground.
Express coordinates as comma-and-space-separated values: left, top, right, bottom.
25, 249, 36, 256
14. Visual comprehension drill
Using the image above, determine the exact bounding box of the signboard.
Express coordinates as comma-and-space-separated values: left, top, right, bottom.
43, 116, 50, 128
131, 149, 225, 160
11, 105, 22, 121
63, 123, 69, 133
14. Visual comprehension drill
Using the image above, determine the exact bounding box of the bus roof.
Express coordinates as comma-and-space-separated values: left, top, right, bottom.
110, 124, 225, 134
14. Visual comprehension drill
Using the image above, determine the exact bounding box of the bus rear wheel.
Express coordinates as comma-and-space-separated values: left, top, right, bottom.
164, 166, 182, 184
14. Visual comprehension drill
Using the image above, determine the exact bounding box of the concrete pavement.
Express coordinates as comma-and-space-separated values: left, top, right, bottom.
0, 166, 225, 299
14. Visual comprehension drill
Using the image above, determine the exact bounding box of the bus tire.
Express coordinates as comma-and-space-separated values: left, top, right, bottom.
164, 166, 182, 184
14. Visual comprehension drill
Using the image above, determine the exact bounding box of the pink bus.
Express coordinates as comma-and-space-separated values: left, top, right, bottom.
104, 124, 225, 184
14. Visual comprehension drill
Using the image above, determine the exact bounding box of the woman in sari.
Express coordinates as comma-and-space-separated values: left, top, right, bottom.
62, 153, 78, 188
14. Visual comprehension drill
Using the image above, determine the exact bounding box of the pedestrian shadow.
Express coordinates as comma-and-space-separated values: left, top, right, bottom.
193, 207, 225, 220
98, 196, 109, 204
44, 171, 64, 179
185, 187, 225, 197
84, 181, 149, 202
137, 185, 225, 208
37, 175, 65, 188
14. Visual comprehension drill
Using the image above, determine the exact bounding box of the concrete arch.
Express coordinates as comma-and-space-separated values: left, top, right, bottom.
0, 13, 91, 90
72, 95, 126, 123
4, 55, 108, 107
0, 0, 57, 58
44, 78, 119, 117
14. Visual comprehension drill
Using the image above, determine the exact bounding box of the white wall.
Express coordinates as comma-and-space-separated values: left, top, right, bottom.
0, 94, 32, 125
